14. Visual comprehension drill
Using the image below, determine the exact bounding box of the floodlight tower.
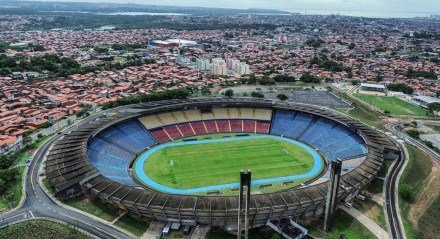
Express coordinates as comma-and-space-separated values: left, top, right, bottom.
324, 159, 342, 231
237, 170, 251, 239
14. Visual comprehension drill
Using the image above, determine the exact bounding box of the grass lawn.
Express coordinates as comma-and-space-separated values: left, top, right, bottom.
426, 124, 440, 132
112, 56, 127, 63
143, 137, 316, 189
365, 178, 384, 195
335, 93, 385, 131
0, 219, 92, 239
114, 215, 150, 237
355, 94, 427, 116
64, 196, 119, 221
399, 144, 434, 239
207, 227, 283, 239
352, 198, 387, 230
306, 209, 377, 239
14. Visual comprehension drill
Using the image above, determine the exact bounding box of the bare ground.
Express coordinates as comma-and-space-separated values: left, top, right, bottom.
408, 162, 440, 226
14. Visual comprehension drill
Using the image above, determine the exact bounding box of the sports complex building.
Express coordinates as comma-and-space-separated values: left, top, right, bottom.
45, 98, 400, 231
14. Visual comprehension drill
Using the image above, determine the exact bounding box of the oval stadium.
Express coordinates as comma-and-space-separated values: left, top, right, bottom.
45, 98, 400, 231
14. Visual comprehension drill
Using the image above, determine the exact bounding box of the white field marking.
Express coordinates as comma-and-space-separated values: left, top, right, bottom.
283, 148, 289, 154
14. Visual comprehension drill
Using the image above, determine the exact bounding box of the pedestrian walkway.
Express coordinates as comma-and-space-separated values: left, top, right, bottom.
340, 206, 389, 239
190, 225, 210, 239
141, 221, 166, 239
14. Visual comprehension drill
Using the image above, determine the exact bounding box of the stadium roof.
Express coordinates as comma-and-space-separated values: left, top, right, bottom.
413, 95, 440, 104
360, 83, 386, 89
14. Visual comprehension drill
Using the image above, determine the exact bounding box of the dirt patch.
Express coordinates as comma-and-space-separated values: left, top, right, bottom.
408, 162, 440, 226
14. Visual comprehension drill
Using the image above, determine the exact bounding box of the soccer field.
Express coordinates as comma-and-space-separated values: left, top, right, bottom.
142, 136, 316, 190
355, 94, 427, 116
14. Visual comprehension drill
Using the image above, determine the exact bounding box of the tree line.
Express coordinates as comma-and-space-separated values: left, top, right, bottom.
102, 88, 191, 109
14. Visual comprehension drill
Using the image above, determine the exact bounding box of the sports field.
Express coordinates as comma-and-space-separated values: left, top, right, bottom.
142, 136, 316, 190
355, 94, 427, 116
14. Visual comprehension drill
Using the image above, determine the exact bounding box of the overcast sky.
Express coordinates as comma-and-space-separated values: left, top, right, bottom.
30, 0, 440, 15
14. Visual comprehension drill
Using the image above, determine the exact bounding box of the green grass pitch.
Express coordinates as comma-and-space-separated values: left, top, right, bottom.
143, 137, 315, 189
355, 94, 427, 116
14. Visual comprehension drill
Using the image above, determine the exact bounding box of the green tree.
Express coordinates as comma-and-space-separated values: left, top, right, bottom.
201, 86, 211, 96
251, 91, 264, 98
406, 129, 420, 139
224, 89, 234, 97
277, 94, 288, 101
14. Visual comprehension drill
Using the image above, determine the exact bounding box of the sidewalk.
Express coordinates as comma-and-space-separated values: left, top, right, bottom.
340, 206, 389, 239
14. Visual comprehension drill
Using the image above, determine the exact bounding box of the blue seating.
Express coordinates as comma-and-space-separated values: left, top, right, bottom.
299, 118, 336, 144
87, 137, 136, 186
270, 109, 368, 161
99, 120, 157, 153
285, 112, 315, 138
270, 110, 296, 136
270, 110, 315, 138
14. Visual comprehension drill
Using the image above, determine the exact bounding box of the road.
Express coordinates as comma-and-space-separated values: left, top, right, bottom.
0, 112, 135, 239
383, 123, 407, 239
384, 121, 440, 239
388, 122, 440, 164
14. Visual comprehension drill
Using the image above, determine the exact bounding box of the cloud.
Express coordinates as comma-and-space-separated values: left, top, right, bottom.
28, 0, 440, 14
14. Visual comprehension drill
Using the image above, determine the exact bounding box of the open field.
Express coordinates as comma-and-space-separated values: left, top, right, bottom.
143, 136, 316, 189
355, 94, 427, 116
114, 215, 150, 237
335, 93, 386, 130
399, 144, 438, 239
0, 219, 92, 239
353, 198, 387, 230
64, 196, 119, 222
304, 209, 377, 239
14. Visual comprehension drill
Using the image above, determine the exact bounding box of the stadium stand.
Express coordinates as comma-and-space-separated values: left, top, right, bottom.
87, 137, 136, 185
158, 112, 178, 125
177, 123, 195, 137
150, 128, 172, 143
117, 120, 157, 147
213, 108, 228, 119
171, 111, 187, 123
216, 120, 231, 132
163, 125, 183, 140
184, 110, 202, 121
99, 120, 157, 153
228, 108, 240, 118
46, 98, 400, 230
191, 121, 208, 134
239, 108, 253, 119
256, 121, 270, 134
230, 120, 243, 132
243, 120, 256, 133
254, 108, 273, 121
139, 115, 163, 129
204, 120, 218, 133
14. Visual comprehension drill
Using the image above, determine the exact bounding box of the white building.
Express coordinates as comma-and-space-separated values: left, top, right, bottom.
196, 59, 211, 71
211, 59, 228, 76
237, 62, 251, 76
412, 95, 440, 108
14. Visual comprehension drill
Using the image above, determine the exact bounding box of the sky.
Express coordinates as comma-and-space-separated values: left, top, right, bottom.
27, 0, 440, 16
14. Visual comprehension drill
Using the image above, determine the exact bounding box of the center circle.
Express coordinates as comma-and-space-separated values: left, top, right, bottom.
133, 134, 325, 195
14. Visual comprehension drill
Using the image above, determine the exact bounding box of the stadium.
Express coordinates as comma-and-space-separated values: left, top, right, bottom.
45, 98, 400, 231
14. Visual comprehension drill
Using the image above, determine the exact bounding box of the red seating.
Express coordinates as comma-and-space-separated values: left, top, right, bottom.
148, 119, 271, 142
190, 121, 207, 134
178, 123, 195, 137
204, 121, 218, 133
243, 120, 256, 133
256, 121, 270, 134
163, 125, 183, 140
150, 129, 171, 143
216, 120, 230, 132
230, 120, 243, 132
